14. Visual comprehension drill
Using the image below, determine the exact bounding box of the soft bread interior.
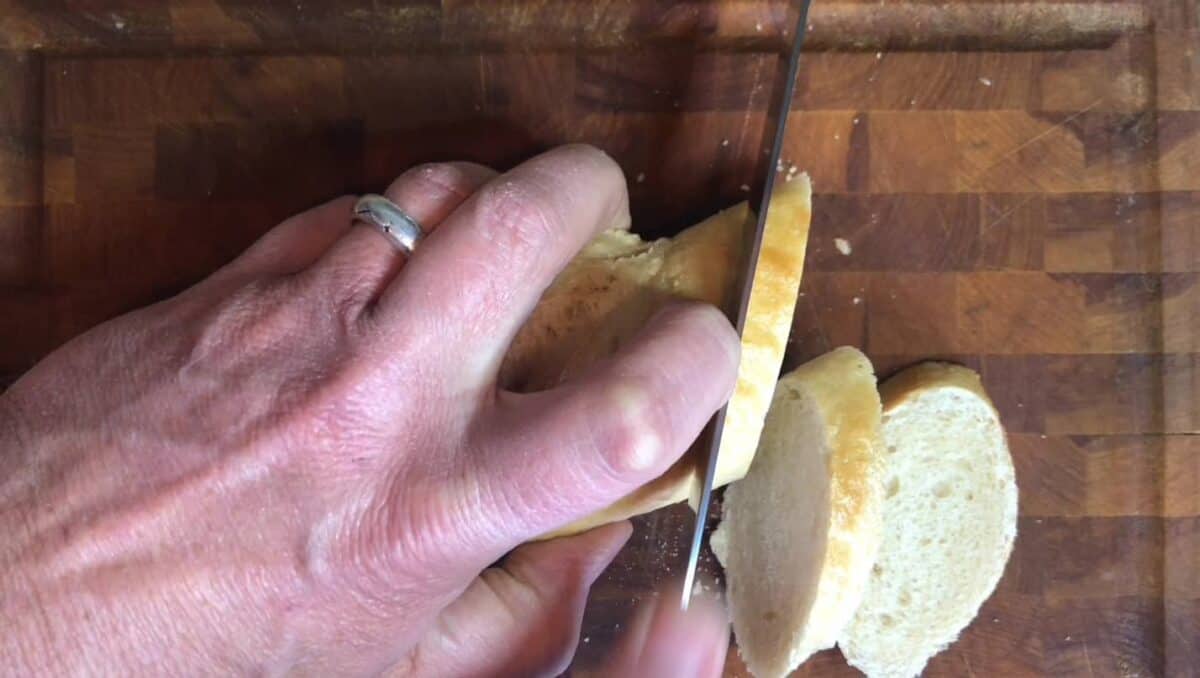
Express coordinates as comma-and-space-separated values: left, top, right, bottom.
839, 363, 1018, 678
712, 347, 885, 678
503, 176, 812, 539
713, 383, 830, 678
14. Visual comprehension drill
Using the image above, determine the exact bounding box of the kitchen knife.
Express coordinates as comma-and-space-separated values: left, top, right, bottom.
680, 0, 813, 611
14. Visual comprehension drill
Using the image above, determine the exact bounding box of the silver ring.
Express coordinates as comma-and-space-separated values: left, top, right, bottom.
353, 194, 425, 254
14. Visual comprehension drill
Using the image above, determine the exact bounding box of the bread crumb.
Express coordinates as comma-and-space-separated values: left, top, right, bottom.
834, 238, 853, 256
739, 183, 751, 192
721, 138, 730, 147
875, 51, 883, 60
852, 296, 862, 305
583, 636, 590, 643
979, 77, 993, 87
755, 22, 763, 32
636, 172, 645, 183
853, 117, 861, 125
1065, 635, 1071, 641
777, 160, 801, 181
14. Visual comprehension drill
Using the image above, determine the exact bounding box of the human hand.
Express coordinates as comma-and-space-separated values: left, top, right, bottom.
604, 581, 730, 677
0, 144, 738, 675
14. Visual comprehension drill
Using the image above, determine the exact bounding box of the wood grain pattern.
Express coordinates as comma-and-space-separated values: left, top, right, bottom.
0, 2, 1196, 676
0, 1, 1153, 53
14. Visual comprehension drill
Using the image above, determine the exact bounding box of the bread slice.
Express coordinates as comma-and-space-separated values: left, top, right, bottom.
503, 175, 812, 539
711, 347, 886, 678
839, 363, 1018, 678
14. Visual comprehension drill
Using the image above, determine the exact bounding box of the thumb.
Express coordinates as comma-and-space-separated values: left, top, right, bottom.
606, 579, 730, 677
398, 522, 632, 677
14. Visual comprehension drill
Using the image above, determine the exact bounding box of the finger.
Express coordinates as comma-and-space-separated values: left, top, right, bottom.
606, 579, 729, 678
305, 161, 497, 309
465, 301, 739, 548
376, 144, 631, 380
210, 195, 359, 285
398, 522, 632, 678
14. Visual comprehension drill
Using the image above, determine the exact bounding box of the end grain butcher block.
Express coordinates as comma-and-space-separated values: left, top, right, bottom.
0, 2, 1196, 676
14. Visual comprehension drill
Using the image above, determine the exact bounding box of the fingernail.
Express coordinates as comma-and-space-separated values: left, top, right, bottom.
606, 383, 661, 473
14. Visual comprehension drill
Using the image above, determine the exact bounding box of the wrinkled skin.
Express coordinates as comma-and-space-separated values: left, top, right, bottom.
0, 145, 736, 676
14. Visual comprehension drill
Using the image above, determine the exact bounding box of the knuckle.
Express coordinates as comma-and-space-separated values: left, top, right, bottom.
479, 566, 579, 672
473, 178, 562, 258
404, 162, 474, 199
595, 378, 670, 478
323, 265, 375, 328
346, 476, 452, 594
311, 483, 454, 605
384, 501, 444, 582
374, 465, 530, 592
305, 241, 386, 332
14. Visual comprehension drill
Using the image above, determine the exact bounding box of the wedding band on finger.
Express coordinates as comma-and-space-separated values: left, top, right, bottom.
353, 194, 425, 255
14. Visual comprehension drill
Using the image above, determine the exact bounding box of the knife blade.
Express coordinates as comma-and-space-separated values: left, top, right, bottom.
680, 0, 813, 611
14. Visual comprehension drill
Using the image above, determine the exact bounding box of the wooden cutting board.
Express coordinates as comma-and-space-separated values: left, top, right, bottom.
1, 1, 1196, 675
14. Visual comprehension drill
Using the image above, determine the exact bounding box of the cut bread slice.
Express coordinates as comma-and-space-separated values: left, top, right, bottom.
712, 346, 886, 678
503, 175, 812, 539
839, 363, 1018, 678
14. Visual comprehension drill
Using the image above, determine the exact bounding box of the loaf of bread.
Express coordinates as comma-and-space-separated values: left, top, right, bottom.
712, 347, 886, 678
502, 175, 812, 539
